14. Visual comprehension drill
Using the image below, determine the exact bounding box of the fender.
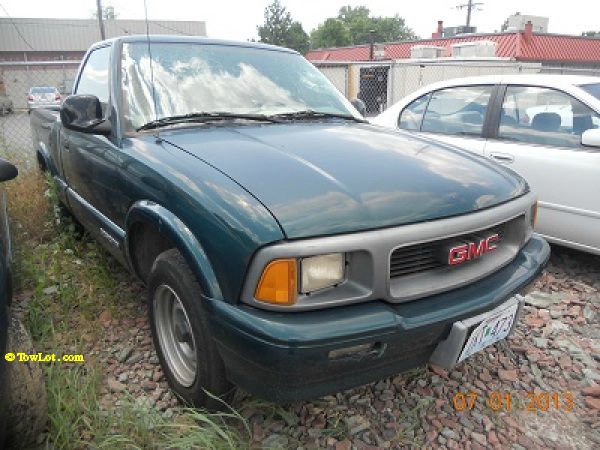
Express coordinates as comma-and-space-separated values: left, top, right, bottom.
35, 141, 50, 172
125, 200, 223, 301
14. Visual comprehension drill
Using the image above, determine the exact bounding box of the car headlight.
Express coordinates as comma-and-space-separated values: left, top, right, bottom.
300, 253, 345, 294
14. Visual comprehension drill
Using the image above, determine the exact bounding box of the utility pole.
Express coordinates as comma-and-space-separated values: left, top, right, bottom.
96, 0, 106, 40
455, 0, 484, 28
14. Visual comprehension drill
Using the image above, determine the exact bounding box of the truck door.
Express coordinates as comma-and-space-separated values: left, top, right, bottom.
61, 45, 129, 250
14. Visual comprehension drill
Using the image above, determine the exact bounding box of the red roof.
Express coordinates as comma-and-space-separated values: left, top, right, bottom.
306, 32, 600, 63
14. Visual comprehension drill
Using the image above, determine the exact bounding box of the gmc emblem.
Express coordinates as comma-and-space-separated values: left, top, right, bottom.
448, 233, 499, 266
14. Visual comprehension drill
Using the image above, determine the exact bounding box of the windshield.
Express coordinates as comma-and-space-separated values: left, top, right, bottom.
580, 83, 600, 101
31, 87, 57, 94
121, 42, 357, 130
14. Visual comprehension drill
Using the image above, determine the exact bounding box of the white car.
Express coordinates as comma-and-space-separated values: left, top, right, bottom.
371, 75, 600, 255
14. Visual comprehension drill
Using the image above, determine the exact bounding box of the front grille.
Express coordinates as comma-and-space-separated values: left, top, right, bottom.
389, 220, 511, 279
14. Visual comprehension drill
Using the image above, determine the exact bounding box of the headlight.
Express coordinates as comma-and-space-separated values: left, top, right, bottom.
300, 253, 345, 293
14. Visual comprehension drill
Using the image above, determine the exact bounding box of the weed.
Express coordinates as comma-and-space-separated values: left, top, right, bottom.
4, 160, 249, 449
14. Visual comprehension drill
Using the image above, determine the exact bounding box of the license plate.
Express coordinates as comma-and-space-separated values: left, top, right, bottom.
458, 303, 518, 362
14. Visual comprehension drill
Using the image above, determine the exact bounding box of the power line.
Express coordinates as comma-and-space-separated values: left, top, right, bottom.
455, 0, 484, 28
0, 2, 35, 50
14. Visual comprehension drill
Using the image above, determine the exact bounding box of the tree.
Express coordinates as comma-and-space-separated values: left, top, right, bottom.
257, 0, 310, 53
582, 31, 600, 37
310, 18, 351, 49
310, 5, 415, 49
92, 5, 118, 20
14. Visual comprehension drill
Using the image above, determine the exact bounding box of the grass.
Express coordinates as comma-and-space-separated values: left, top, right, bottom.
2, 151, 249, 449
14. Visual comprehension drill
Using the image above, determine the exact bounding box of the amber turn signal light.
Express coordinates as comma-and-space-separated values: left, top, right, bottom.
255, 259, 297, 305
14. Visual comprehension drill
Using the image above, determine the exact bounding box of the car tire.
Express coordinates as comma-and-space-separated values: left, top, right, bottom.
5, 313, 48, 448
148, 248, 234, 410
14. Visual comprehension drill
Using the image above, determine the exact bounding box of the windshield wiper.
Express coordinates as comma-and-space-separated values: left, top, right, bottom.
269, 110, 368, 123
136, 112, 283, 131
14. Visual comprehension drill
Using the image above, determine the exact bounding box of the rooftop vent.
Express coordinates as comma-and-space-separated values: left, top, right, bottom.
451, 40, 497, 58
410, 45, 445, 59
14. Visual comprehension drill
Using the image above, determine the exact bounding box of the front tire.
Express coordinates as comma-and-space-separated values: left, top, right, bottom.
148, 249, 234, 409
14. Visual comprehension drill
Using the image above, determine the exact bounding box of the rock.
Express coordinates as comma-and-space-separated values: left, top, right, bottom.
107, 377, 126, 393
583, 368, 600, 383
471, 432, 487, 446
98, 310, 112, 325
127, 352, 144, 364
532, 337, 548, 348
498, 369, 518, 382
584, 305, 596, 321
582, 385, 600, 397
261, 434, 289, 449
585, 396, 600, 410
344, 415, 370, 436
118, 372, 128, 383
117, 346, 134, 363
488, 431, 499, 445
441, 428, 458, 440
134, 395, 155, 410
524, 292, 562, 308
335, 440, 352, 450
42, 285, 58, 295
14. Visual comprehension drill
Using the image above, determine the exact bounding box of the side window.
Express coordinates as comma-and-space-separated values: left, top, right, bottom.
499, 86, 600, 148
421, 85, 493, 136
398, 94, 430, 130
75, 46, 110, 106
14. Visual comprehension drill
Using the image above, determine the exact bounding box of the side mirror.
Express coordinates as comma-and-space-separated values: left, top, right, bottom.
60, 95, 111, 135
0, 158, 18, 182
350, 98, 366, 117
581, 128, 600, 148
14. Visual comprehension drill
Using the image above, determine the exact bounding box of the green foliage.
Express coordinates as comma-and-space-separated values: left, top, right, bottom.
582, 30, 600, 37
310, 5, 416, 49
5, 166, 249, 449
257, 0, 310, 54
310, 18, 351, 49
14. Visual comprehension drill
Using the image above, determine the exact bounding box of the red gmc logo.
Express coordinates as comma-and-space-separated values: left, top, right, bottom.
448, 234, 499, 266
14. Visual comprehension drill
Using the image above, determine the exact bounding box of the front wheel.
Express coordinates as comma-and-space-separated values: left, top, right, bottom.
148, 248, 234, 409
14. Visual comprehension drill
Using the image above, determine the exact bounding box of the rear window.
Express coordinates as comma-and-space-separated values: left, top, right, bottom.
30, 87, 57, 94
580, 83, 600, 101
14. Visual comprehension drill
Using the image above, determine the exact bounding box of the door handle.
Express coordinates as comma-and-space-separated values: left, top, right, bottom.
63, 140, 70, 150
40, 123, 51, 130
489, 152, 514, 164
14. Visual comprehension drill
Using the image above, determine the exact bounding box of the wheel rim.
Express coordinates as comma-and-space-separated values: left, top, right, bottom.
153, 284, 197, 387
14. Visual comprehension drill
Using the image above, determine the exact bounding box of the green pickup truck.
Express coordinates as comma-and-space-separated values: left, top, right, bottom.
30, 35, 549, 407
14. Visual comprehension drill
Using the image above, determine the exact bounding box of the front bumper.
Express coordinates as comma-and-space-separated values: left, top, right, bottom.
206, 235, 550, 402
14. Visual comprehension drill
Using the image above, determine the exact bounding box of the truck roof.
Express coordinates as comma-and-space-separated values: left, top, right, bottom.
90, 34, 299, 55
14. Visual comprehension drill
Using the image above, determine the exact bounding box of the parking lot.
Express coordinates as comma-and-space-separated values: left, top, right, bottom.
0, 111, 34, 166
65, 243, 597, 449
0, 9, 600, 450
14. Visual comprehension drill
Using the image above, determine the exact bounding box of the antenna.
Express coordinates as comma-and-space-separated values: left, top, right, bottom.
143, 0, 161, 143
455, 0, 484, 28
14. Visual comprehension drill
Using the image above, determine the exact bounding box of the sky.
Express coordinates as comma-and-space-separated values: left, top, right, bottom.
0, 0, 598, 42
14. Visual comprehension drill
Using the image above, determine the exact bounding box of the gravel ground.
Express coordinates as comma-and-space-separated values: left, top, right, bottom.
76, 245, 600, 448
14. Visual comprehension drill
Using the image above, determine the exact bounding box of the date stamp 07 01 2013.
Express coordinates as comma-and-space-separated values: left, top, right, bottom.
451, 391, 574, 413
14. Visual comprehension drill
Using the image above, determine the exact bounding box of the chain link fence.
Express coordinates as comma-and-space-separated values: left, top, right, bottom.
2, 58, 600, 160
0, 61, 79, 164
314, 59, 600, 117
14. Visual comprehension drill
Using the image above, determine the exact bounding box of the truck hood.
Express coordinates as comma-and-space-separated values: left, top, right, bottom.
162, 122, 527, 239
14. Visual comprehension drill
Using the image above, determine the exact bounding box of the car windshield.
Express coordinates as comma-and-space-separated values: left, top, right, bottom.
121, 42, 358, 130
31, 87, 57, 94
579, 83, 600, 101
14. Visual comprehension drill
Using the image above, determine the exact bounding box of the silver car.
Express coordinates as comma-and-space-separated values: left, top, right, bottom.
27, 87, 61, 111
